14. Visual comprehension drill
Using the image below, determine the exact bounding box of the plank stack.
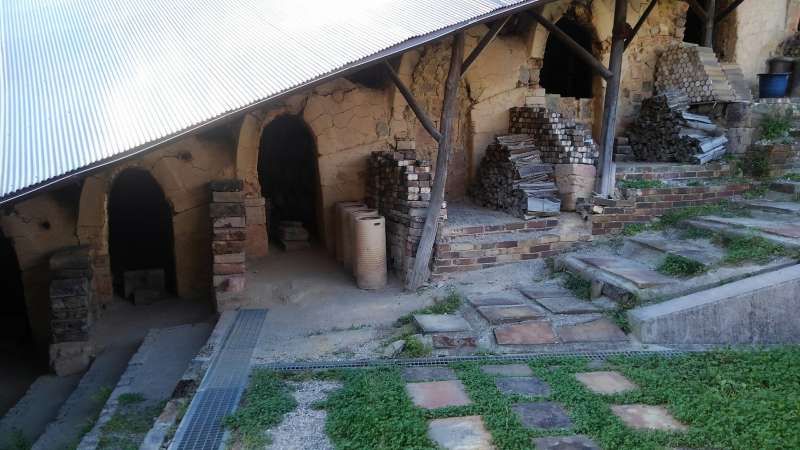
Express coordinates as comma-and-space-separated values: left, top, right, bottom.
468, 134, 560, 219
508, 107, 599, 165
366, 139, 446, 281
626, 90, 728, 163
655, 44, 736, 103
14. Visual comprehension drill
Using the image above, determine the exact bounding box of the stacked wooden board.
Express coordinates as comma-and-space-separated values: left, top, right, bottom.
655, 44, 737, 103
626, 90, 728, 163
469, 134, 560, 219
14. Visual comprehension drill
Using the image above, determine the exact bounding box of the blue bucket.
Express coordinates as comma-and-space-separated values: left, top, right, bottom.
758, 73, 790, 98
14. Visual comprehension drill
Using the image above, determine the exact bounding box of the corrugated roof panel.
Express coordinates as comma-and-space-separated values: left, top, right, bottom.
0, 0, 540, 201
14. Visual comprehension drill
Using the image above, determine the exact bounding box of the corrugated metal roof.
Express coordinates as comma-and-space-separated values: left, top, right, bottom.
0, 0, 543, 204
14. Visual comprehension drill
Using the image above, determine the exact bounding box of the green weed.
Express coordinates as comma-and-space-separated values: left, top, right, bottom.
719, 235, 786, 264
117, 392, 145, 406
397, 289, 463, 326
224, 370, 297, 449
397, 336, 432, 358
618, 179, 665, 190
760, 114, 792, 141
562, 272, 591, 300
622, 223, 649, 236
657, 254, 707, 277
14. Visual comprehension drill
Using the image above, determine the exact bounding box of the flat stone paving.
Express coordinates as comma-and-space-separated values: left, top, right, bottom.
427, 415, 495, 450
494, 321, 558, 345
467, 295, 524, 307
578, 256, 674, 288
575, 371, 637, 395
402, 367, 457, 382
495, 377, 550, 396
512, 402, 573, 429
532, 435, 601, 450
414, 314, 472, 333
519, 285, 573, 300
480, 364, 533, 377
406, 380, 472, 410
556, 318, 627, 343
611, 404, 687, 431
477, 304, 546, 324
533, 296, 601, 314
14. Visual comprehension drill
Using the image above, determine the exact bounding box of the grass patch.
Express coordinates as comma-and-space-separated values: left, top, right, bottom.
653, 202, 749, 230
760, 114, 792, 141
97, 398, 165, 450
606, 309, 631, 333
783, 172, 800, 182
562, 272, 591, 300
397, 289, 463, 326
5, 429, 30, 450
224, 370, 297, 449
117, 392, 145, 406
316, 348, 800, 450
718, 235, 786, 264
397, 336, 432, 358
657, 254, 707, 277
742, 183, 770, 199
680, 226, 715, 240
618, 179, 665, 190
621, 222, 649, 236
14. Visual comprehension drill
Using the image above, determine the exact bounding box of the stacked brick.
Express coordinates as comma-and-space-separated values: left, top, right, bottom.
468, 134, 560, 219
49, 245, 94, 375
365, 138, 445, 281
209, 179, 246, 309
655, 44, 737, 103
509, 107, 599, 165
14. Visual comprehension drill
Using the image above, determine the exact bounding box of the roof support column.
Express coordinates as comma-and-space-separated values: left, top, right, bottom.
703, 0, 716, 47
597, 0, 628, 196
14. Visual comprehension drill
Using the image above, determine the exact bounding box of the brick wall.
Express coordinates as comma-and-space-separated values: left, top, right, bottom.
432, 232, 561, 276
615, 162, 733, 182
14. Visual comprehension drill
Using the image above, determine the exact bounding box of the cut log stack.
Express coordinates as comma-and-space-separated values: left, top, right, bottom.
508, 107, 599, 165
468, 134, 560, 219
655, 44, 737, 104
365, 139, 446, 281
626, 90, 728, 163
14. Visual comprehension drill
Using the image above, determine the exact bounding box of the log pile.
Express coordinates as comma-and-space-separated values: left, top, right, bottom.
626, 91, 728, 163
508, 107, 599, 165
468, 134, 560, 219
366, 141, 446, 280
655, 44, 736, 103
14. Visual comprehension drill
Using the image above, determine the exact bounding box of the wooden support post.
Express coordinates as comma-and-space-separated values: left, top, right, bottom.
703, 0, 716, 47
462, 16, 510, 76
406, 33, 464, 291
625, 0, 658, 50
385, 62, 442, 143
528, 10, 613, 79
715, 0, 744, 23
597, 0, 628, 197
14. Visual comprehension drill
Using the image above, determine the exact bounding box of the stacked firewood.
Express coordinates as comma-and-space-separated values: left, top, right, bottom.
469, 134, 560, 219
627, 90, 728, 164
508, 107, 598, 165
655, 44, 736, 103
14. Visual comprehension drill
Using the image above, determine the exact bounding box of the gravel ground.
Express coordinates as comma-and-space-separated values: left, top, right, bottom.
266, 380, 341, 450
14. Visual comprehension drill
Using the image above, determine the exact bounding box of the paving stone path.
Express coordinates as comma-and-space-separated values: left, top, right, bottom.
403, 365, 687, 449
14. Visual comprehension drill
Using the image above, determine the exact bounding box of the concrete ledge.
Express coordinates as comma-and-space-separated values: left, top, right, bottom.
629, 264, 800, 344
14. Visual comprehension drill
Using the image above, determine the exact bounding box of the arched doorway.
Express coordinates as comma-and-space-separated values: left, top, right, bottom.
684, 7, 704, 45
108, 169, 176, 300
540, 17, 594, 99
258, 115, 321, 242
0, 231, 30, 349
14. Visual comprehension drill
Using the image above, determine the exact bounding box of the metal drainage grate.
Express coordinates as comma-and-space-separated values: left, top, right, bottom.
258, 349, 696, 372
170, 309, 267, 450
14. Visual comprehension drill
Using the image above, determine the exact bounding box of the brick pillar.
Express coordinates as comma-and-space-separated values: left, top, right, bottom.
48, 246, 94, 376
209, 180, 246, 311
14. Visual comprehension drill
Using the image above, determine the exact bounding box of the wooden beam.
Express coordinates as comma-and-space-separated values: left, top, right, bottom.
625, 0, 659, 50
685, 0, 707, 20
406, 33, 464, 291
384, 61, 442, 143
703, 0, 716, 47
462, 16, 510, 77
715, 0, 745, 23
597, 0, 628, 197
528, 10, 614, 80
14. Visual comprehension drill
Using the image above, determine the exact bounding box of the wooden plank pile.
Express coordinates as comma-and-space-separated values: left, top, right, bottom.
655, 44, 736, 103
469, 134, 560, 219
508, 107, 599, 165
626, 90, 728, 163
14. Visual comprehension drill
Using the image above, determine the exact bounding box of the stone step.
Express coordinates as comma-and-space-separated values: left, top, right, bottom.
557, 254, 671, 302
574, 256, 673, 289
685, 216, 800, 249
738, 199, 800, 216
627, 235, 721, 266
770, 180, 800, 195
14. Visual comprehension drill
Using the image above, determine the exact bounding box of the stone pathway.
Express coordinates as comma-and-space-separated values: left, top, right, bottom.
402, 364, 687, 450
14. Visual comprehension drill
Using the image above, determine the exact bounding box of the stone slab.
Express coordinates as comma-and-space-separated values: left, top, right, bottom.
762, 225, 800, 238
402, 367, 457, 382
629, 236, 720, 266
428, 416, 495, 450
556, 318, 627, 343
578, 256, 673, 288
494, 321, 557, 345
414, 314, 472, 333
477, 305, 546, 324
480, 364, 533, 377
611, 404, 687, 431
532, 435, 600, 450
575, 371, 637, 395
467, 295, 524, 307
519, 285, 572, 300
495, 377, 551, 396
533, 297, 601, 314
432, 334, 477, 349
512, 402, 573, 430
406, 380, 472, 409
